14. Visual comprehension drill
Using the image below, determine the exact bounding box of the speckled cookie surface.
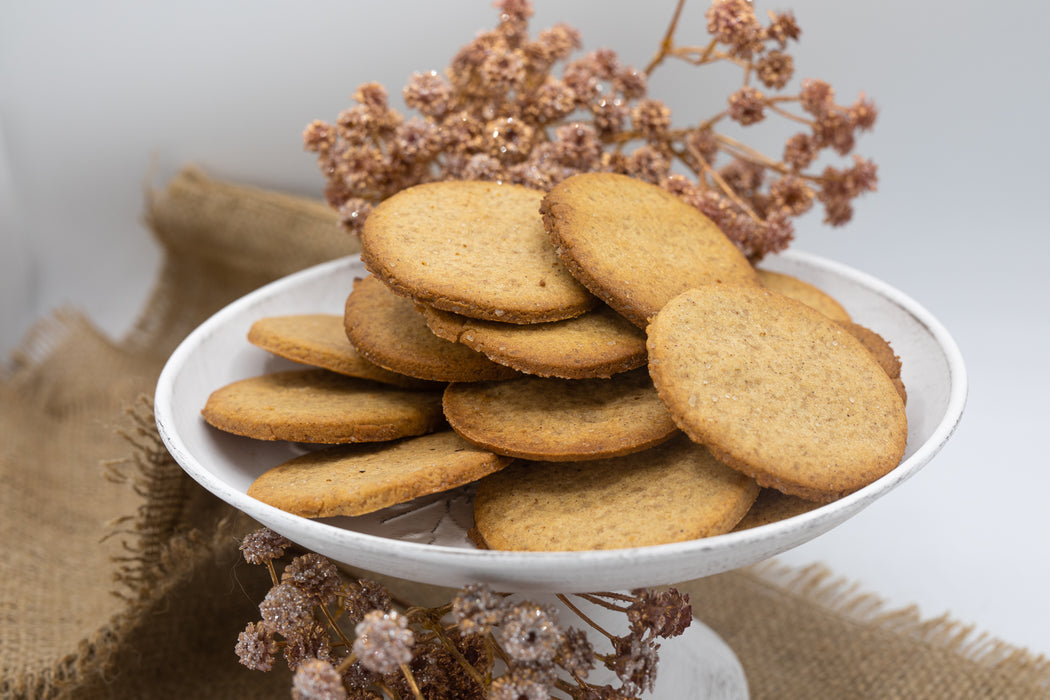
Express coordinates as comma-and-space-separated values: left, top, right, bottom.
756, 269, 851, 322
201, 369, 445, 443
839, 321, 906, 402
473, 435, 759, 551
360, 180, 596, 323
442, 368, 678, 461
420, 303, 646, 379
247, 431, 512, 518
247, 314, 438, 389
647, 286, 908, 502
541, 173, 759, 327
732, 488, 822, 531
344, 275, 520, 383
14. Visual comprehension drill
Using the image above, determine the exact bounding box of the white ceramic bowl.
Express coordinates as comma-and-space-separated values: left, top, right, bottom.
154, 251, 966, 592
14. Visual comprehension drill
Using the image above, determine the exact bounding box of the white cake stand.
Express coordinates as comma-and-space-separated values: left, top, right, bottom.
155, 252, 966, 698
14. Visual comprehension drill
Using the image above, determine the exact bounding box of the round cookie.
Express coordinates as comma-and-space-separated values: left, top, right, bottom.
360, 180, 596, 323
247, 313, 439, 389
839, 321, 906, 403
421, 303, 646, 379
756, 268, 851, 322
344, 275, 520, 383
541, 172, 759, 327
201, 369, 445, 443
732, 489, 823, 531
647, 286, 908, 502
472, 435, 760, 551
247, 431, 512, 518
442, 368, 679, 461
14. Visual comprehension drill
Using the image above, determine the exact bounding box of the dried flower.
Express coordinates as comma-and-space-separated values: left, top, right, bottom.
452, 583, 506, 636
783, 132, 818, 170
342, 578, 392, 627
609, 635, 660, 696
306, 0, 877, 261
240, 527, 291, 565
497, 602, 561, 666
488, 666, 554, 700
282, 553, 342, 606
235, 621, 279, 671
559, 627, 596, 678
631, 98, 672, 138
625, 588, 692, 639
260, 582, 315, 637
728, 86, 766, 125
293, 658, 347, 700
284, 621, 334, 671
799, 78, 834, 115
353, 609, 414, 675
755, 50, 794, 89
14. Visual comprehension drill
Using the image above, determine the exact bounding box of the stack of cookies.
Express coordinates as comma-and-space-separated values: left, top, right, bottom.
201, 173, 908, 551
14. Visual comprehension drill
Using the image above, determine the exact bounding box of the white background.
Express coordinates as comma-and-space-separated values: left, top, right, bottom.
3, 0, 1048, 658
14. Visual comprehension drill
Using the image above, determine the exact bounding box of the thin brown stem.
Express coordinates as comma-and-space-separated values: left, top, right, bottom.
714, 132, 785, 171
576, 592, 629, 613
399, 663, 425, 700
556, 594, 616, 641
765, 101, 812, 126
265, 560, 279, 587
645, 0, 688, 75
319, 604, 353, 651
420, 617, 487, 690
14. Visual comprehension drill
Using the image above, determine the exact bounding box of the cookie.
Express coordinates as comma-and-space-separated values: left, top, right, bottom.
344, 275, 520, 382
647, 286, 908, 502
360, 180, 596, 323
839, 321, 906, 402
442, 368, 679, 461
732, 488, 822, 531
756, 269, 851, 322
247, 313, 439, 389
541, 172, 759, 327
201, 369, 445, 443
420, 303, 646, 379
248, 431, 512, 518
472, 435, 760, 551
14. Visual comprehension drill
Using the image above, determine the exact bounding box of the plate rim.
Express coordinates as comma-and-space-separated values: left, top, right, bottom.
154, 249, 968, 587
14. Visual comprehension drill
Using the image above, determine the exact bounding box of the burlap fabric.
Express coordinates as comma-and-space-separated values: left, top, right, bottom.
2, 167, 1047, 699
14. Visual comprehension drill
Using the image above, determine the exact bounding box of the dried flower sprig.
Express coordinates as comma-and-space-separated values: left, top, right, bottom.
304, 0, 876, 261
235, 528, 692, 699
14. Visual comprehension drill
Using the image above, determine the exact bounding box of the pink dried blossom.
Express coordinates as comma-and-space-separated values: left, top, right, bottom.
403, 71, 453, 118
728, 86, 766, 125
292, 659, 346, 700
353, 610, 414, 675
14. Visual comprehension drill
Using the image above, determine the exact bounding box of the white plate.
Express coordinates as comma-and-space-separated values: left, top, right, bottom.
154, 251, 966, 592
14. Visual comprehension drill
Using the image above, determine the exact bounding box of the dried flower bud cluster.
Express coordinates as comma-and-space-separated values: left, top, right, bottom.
304, 0, 877, 262
234, 529, 693, 698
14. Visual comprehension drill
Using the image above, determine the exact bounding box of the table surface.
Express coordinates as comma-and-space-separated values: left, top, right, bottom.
3, 0, 1048, 660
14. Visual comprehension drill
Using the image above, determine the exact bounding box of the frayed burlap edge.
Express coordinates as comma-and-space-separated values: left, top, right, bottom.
746, 561, 1050, 690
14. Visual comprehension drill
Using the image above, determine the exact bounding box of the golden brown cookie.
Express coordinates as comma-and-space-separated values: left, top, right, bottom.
541, 173, 759, 327
344, 275, 520, 383
647, 286, 908, 502
360, 180, 596, 323
839, 321, 906, 402
247, 313, 439, 389
247, 431, 512, 518
201, 369, 445, 443
756, 268, 851, 322
732, 489, 823, 531
420, 303, 646, 379
473, 435, 760, 551
442, 368, 679, 461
